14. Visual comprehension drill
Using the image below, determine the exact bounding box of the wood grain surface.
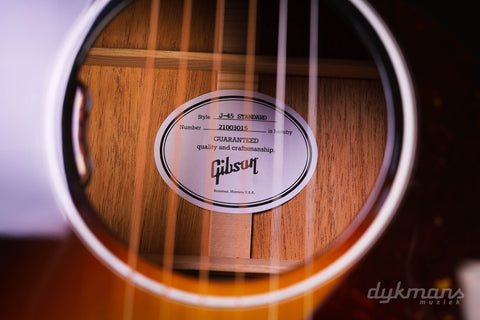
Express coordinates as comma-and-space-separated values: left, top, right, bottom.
76, 0, 387, 272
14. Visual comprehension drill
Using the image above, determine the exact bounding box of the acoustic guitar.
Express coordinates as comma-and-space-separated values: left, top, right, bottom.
4, 0, 477, 319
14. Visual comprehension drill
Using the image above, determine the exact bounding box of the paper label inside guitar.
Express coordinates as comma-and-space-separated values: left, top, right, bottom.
154, 90, 318, 214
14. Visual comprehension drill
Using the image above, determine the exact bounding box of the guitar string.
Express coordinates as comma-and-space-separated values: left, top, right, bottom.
303, 0, 319, 318
196, 0, 226, 304
123, 0, 161, 319
210, 0, 225, 91
244, 0, 258, 93
268, 0, 288, 318
229, 0, 259, 302
161, 0, 193, 317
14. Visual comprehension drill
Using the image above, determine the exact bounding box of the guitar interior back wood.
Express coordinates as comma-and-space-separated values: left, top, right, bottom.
77, 0, 386, 274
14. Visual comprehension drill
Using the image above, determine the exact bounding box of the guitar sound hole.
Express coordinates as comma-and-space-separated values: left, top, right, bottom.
70, 0, 388, 279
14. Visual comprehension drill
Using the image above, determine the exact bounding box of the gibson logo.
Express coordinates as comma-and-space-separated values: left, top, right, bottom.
211, 156, 259, 185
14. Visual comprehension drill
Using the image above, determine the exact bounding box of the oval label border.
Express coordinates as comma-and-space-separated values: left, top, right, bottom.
154, 90, 318, 214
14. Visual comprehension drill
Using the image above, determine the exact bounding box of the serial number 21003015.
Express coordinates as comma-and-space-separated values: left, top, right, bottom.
218, 124, 248, 131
